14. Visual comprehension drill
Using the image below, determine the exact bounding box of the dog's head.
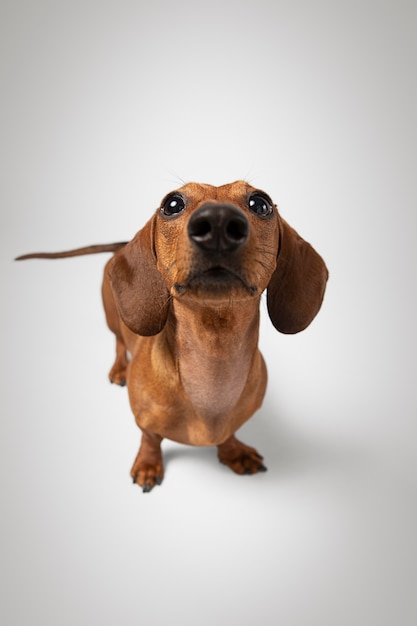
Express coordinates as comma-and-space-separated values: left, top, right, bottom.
109, 181, 328, 336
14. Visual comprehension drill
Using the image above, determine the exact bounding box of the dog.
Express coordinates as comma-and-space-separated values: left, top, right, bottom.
16, 180, 328, 491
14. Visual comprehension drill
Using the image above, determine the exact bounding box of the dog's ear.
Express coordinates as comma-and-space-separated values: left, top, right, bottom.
108, 216, 169, 336
267, 218, 328, 334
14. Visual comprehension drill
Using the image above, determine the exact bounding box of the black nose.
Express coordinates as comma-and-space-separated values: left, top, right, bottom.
188, 203, 249, 253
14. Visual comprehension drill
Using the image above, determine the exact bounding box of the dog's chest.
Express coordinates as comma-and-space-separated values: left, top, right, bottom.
175, 313, 255, 424
179, 348, 249, 421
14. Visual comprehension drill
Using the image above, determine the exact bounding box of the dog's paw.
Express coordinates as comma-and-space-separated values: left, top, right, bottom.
217, 437, 267, 475
131, 461, 164, 493
108, 363, 127, 386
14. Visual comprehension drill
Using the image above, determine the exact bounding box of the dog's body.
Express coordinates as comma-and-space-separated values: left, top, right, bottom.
17, 181, 328, 491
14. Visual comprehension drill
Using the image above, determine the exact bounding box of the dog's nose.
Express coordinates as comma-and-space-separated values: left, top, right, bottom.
188, 203, 249, 253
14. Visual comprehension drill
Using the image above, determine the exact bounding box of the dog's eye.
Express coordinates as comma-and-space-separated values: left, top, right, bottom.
161, 193, 186, 217
248, 193, 273, 218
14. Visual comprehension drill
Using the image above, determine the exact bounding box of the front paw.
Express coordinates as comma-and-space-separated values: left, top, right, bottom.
108, 362, 127, 386
217, 437, 267, 475
130, 431, 164, 492
131, 460, 164, 493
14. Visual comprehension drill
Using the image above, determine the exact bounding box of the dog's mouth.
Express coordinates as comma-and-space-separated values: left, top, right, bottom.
201, 266, 237, 281
174, 266, 257, 297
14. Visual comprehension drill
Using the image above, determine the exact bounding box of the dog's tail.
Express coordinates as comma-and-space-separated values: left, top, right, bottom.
15, 242, 128, 261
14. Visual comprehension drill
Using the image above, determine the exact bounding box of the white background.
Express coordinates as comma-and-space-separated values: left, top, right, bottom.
1, 1, 416, 625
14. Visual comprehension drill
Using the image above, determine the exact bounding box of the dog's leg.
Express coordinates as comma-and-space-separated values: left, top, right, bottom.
102, 260, 129, 386
217, 435, 267, 475
108, 335, 128, 386
131, 430, 164, 492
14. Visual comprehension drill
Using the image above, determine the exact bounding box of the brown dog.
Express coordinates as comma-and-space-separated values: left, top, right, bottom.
16, 181, 328, 491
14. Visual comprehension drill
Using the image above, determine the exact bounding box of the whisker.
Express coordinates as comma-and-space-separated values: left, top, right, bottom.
164, 169, 187, 186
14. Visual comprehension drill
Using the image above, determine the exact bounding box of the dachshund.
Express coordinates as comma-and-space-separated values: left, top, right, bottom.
16, 180, 328, 491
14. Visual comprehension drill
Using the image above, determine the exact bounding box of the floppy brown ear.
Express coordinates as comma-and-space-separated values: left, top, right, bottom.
267, 218, 328, 334
108, 215, 169, 336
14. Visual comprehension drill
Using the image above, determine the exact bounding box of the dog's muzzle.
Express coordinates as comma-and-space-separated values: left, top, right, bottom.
173, 203, 255, 296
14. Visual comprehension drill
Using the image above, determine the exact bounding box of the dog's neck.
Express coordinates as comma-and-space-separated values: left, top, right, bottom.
167, 297, 261, 423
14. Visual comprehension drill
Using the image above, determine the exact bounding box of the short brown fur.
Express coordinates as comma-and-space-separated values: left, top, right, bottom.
17, 181, 328, 491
